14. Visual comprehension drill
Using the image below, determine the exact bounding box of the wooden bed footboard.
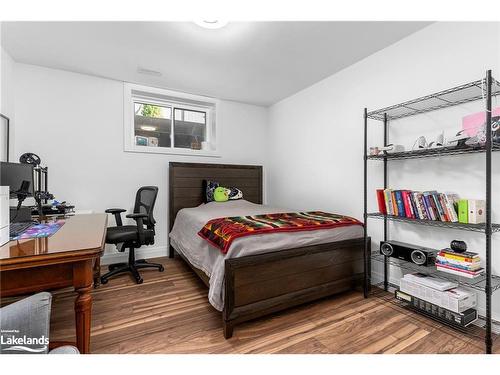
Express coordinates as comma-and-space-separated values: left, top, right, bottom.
222, 236, 370, 338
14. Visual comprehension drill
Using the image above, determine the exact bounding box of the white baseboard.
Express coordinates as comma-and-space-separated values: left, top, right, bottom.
101, 246, 168, 265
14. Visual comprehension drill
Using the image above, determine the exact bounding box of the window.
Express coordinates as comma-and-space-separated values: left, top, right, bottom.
124, 83, 218, 156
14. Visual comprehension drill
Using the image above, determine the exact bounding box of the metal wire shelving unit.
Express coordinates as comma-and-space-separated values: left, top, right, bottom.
363, 70, 499, 354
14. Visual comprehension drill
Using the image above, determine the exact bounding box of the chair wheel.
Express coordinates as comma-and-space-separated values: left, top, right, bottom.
159, 265, 165, 272
136, 278, 143, 284
101, 278, 108, 284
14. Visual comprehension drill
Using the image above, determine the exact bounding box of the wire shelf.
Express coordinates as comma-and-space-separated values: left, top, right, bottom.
367, 212, 500, 233
367, 78, 500, 121
370, 284, 500, 342
367, 144, 500, 160
371, 253, 500, 293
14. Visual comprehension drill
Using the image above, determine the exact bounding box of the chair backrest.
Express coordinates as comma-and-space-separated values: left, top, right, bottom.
133, 186, 158, 229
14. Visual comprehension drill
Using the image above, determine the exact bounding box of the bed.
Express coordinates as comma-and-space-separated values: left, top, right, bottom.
168, 162, 370, 338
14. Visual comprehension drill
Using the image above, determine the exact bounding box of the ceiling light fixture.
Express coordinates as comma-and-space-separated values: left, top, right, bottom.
140, 126, 157, 131
194, 20, 228, 29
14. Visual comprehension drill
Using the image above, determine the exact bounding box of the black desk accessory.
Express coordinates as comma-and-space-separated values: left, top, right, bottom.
450, 240, 467, 253
19, 153, 54, 218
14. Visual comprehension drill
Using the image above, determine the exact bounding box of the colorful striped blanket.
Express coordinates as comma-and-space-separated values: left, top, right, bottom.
198, 211, 363, 254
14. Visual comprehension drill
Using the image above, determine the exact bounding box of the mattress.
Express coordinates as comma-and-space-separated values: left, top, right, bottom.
169, 200, 364, 311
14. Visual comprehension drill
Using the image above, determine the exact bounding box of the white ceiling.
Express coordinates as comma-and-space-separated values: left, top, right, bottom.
2, 21, 430, 106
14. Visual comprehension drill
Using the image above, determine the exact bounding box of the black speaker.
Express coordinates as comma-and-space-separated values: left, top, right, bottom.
379, 240, 438, 266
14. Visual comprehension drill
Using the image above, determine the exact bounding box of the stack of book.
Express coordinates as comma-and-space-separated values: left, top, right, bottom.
376, 189, 459, 222
436, 249, 484, 279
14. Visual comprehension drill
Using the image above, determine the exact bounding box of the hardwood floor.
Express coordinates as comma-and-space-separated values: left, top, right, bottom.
45, 257, 498, 354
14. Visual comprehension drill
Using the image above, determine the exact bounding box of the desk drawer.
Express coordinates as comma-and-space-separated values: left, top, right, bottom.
0, 263, 73, 297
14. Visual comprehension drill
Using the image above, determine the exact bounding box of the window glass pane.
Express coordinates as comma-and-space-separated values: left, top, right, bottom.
134, 102, 172, 147
173, 108, 206, 149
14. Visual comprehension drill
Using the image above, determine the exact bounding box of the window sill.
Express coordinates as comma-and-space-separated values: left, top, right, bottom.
124, 146, 221, 158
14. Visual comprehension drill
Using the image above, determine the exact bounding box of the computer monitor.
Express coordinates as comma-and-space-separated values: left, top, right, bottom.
0, 161, 34, 197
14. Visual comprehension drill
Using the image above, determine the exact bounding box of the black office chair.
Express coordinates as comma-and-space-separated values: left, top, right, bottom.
100, 186, 164, 285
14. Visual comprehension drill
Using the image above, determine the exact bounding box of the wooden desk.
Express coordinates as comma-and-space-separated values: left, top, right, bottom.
0, 214, 107, 354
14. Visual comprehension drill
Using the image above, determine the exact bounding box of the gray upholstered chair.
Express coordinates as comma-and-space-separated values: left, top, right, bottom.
0, 292, 79, 354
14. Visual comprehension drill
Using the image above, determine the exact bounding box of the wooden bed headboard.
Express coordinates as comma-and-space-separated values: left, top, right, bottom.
168, 162, 263, 230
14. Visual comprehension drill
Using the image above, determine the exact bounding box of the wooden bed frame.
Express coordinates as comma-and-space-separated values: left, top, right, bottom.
168, 162, 370, 338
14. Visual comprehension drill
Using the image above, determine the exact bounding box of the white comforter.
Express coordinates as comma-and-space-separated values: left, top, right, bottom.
169, 200, 363, 311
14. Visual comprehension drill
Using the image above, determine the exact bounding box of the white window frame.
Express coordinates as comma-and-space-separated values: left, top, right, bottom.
124, 82, 220, 157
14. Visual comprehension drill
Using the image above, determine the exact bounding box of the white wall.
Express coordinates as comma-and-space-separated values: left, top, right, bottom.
13, 63, 268, 261
268, 22, 500, 319
1, 35, 16, 161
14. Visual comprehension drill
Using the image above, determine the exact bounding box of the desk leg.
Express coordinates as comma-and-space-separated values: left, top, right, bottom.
74, 260, 93, 354
93, 257, 101, 288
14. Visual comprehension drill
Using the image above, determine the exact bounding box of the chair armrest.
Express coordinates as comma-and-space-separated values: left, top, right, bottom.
126, 213, 148, 219
126, 213, 148, 243
0, 292, 52, 354
105, 208, 126, 226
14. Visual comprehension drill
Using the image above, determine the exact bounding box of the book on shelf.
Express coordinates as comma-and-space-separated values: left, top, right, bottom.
391, 190, 399, 216
436, 248, 483, 278
375, 188, 463, 223
439, 248, 480, 261
376, 189, 387, 214
444, 194, 459, 222
436, 256, 482, 271
415, 192, 427, 220
458, 199, 468, 223
468, 199, 486, 224
438, 194, 451, 221
402, 190, 414, 218
423, 193, 436, 221
420, 193, 431, 220
436, 264, 485, 279
409, 191, 419, 219
395, 190, 405, 217
384, 189, 394, 216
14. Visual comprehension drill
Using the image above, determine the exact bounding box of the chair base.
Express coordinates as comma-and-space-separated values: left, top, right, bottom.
100, 258, 164, 285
